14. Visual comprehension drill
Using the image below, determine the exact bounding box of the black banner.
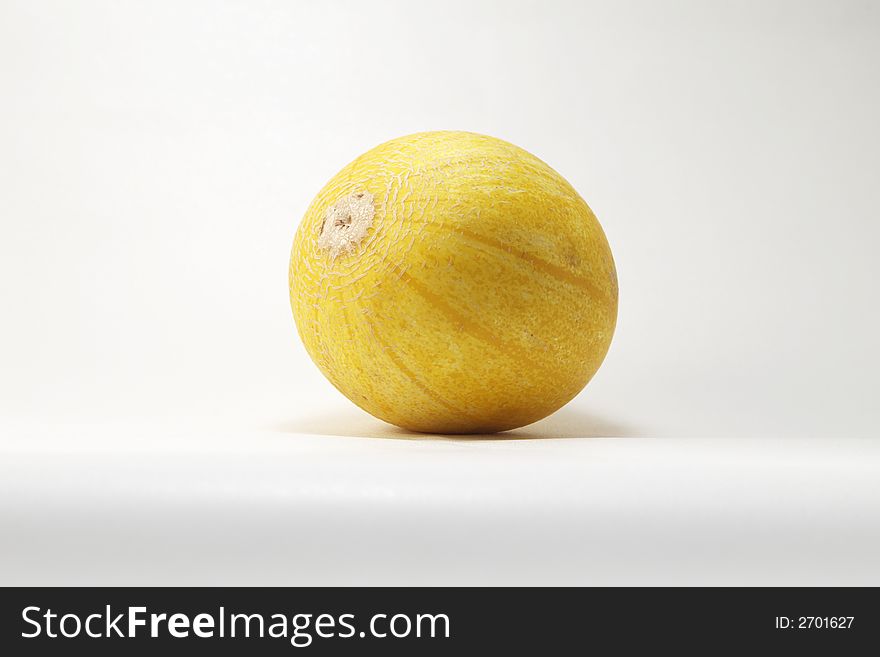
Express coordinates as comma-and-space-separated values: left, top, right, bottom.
1, 587, 877, 654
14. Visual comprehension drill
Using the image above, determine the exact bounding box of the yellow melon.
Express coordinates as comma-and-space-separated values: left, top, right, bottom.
289, 131, 617, 434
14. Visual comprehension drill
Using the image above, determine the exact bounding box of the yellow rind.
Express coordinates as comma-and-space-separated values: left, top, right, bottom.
290, 131, 618, 434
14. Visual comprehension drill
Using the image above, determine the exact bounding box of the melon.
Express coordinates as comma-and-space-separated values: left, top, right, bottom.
289, 131, 617, 434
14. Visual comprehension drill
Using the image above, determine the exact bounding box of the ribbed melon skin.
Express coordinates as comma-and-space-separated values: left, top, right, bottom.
289, 131, 617, 434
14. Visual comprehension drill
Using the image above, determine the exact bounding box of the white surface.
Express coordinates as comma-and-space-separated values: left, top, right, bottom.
1, 0, 879, 585
3, 421, 879, 586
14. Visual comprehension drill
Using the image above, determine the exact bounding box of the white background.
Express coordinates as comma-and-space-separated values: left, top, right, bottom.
1, 0, 878, 585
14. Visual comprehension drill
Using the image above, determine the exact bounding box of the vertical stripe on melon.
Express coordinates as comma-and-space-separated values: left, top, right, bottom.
289, 131, 617, 434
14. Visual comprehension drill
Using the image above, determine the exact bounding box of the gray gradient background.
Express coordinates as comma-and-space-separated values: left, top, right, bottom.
1, 0, 878, 585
